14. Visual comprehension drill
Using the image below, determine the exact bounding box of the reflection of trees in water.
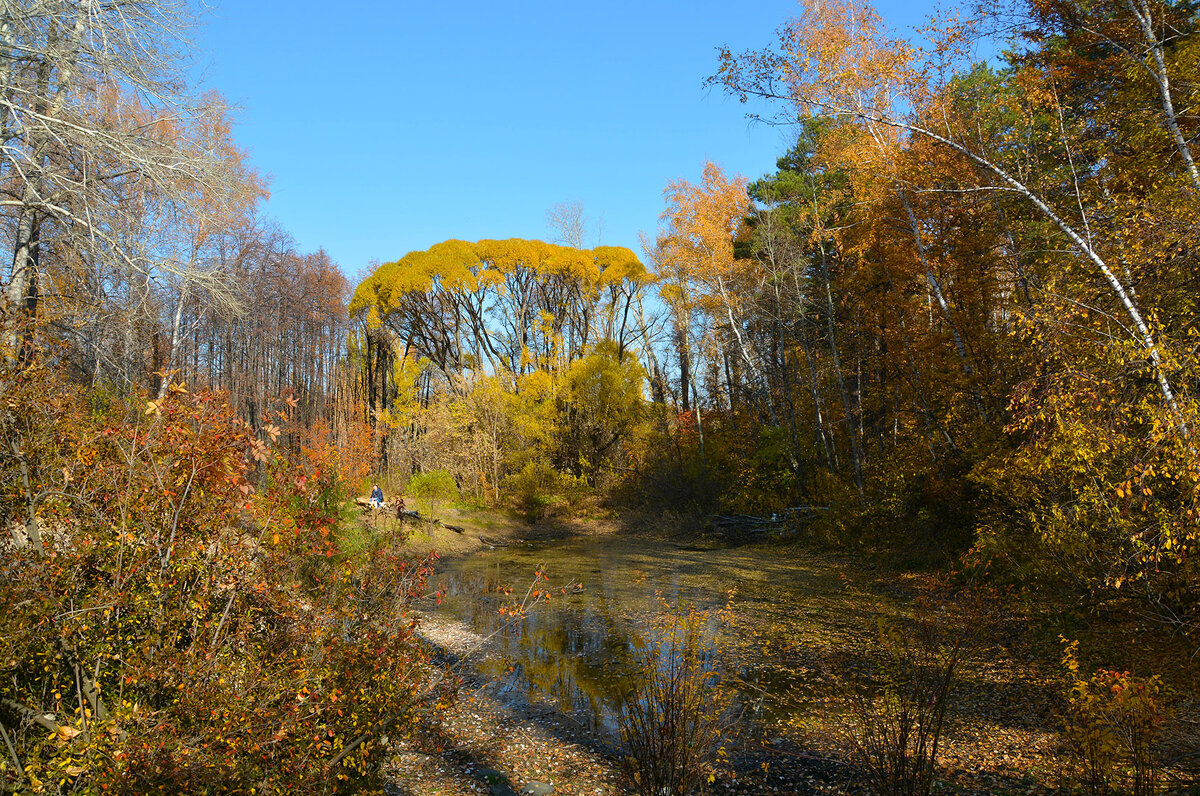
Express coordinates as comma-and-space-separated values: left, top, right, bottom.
492, 588, 639, 731
437, 550, 661, 729
432, 540, 869, 732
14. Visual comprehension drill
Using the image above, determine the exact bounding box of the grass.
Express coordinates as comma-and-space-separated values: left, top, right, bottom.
338, 518, 374, 559
336, 502, 417, 560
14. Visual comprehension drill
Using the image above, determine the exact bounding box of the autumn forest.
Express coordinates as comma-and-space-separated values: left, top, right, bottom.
2, 0, 1199, 793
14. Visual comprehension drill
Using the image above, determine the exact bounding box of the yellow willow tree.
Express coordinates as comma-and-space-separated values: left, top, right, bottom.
351, 238, 650, 384
349, 238, 655, 494
712, 0, 1188, 433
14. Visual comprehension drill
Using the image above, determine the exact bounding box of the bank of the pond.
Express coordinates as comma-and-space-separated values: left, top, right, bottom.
352, 500, 642, 560
381, 678, 621, 795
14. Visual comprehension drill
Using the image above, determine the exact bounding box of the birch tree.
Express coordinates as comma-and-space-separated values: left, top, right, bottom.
0, 0, 241, 364
712, 0, 1189, 431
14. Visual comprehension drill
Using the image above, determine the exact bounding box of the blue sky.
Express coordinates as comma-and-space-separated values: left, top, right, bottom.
193, 0, 942, 282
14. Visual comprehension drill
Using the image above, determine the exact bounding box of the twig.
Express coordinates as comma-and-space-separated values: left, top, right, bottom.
210, 590, 237, 649
73, 660, 89, 740
0, 719, 24, 786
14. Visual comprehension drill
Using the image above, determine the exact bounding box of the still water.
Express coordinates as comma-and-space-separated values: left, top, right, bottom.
430, 535, 880, 734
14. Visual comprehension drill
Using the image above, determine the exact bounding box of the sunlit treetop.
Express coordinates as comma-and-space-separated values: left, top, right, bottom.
593, 245, 652, 287
351, 238, 650, 318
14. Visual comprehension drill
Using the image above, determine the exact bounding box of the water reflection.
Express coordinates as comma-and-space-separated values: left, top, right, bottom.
430, 537, 850, 733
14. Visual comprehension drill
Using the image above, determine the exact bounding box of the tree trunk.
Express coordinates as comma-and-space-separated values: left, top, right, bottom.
1125, 0, 1200, 192
819, 243, 865, 500
157, 282, 188, 400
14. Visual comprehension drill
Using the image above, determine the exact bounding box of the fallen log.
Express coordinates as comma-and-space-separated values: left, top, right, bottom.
0, 696, 59, 733
708, 507, 830, 539
712, 506, 830, 527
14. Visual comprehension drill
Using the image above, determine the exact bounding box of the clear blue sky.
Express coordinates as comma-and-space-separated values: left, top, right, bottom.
193, 0, 941, 282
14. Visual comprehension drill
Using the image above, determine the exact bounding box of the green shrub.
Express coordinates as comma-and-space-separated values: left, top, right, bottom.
503, 461, 588, 521
406, 469, 459, 520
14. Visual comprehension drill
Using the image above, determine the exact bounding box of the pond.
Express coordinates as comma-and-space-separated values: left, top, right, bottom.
428, 534, 901, 736
422, 532, 1131, 794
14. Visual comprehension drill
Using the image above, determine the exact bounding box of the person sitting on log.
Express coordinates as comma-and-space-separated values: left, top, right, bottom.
369, 483, 384, 509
